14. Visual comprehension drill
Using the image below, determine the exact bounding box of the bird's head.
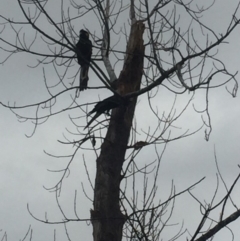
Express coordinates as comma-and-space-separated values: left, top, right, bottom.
80, 29, 89, 39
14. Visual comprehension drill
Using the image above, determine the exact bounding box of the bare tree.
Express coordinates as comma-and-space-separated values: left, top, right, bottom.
1, 0, 240, 241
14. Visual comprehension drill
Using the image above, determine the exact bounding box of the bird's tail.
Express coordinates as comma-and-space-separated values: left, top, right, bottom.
80, 65, 89, 91
84, 112, 101, 130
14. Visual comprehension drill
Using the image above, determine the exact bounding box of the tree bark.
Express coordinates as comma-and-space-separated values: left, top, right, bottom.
91, 21, 145, 241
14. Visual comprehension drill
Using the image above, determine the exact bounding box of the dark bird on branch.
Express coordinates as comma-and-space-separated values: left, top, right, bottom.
76, 29, 92, 91
85, 95, 129, 129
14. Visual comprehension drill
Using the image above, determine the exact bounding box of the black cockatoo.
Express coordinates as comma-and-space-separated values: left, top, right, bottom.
85, 95, 129, 129
76, 29, 92, 91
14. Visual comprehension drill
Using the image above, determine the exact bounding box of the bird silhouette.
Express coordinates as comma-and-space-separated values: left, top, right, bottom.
76, 29, 92, 91
85, 95, 129, 129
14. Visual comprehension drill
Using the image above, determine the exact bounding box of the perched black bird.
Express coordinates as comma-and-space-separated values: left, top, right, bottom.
85, 95, 129, 129
76, 29, 92, 91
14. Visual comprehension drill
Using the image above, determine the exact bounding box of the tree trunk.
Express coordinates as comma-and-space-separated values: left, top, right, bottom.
91, 21, 145, 241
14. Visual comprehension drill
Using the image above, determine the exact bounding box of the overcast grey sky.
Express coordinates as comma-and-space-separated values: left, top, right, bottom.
1, 1, 240, 241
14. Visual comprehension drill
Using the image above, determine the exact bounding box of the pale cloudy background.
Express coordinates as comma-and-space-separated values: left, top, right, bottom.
0, 1, 240, 241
